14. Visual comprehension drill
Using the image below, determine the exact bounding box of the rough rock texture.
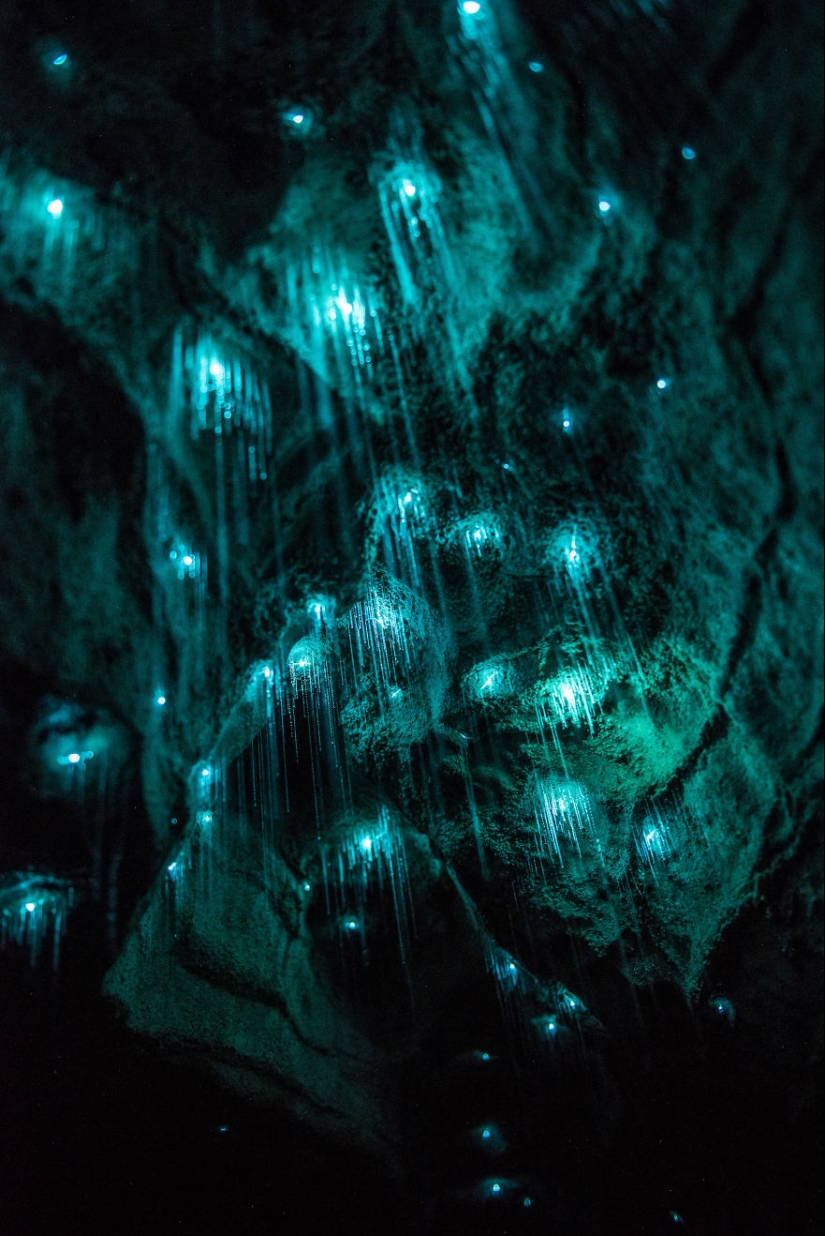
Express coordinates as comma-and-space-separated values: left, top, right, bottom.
0, 1, 822, 1232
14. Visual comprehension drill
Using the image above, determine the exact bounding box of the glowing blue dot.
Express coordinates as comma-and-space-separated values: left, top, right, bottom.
482, 1127, 491, 1139
657, 378, 670, 390
563, 418, 571, 428
598, 199, 611, 214
524, 1197, 532, 1207
303, 882, 311, 891
209, 358, 224, 379
462, 1, 481, 12
361, 837, 372, 852
528, 61, 544, 73
201, 767, 211, 778
491, 1182, 501, 1194
67, 752, 81, 764
401, 179, 417, 198
218, 1125, 229, 1133
291, 113, 305, 126
25, 902, 36, 912
46, 198, 64, 218
481, 1052, 490, 1061
182, 554, 194, 566
167, 862, 177, 873
156, 695, 166, 707
681, 146, 696, 160
346, 919, 358, 930
53, 54, 69, 66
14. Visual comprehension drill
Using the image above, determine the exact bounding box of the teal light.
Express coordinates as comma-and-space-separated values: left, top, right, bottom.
681, 146, 696, 160
598, 199, 611, 214
53, 53, 68, 66
528, 61, 544, 73
47, 198, 64, 218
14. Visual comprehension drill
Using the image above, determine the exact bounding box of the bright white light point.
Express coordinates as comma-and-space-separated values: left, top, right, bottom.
201, 768, 210, 778
528, 61, 544, 73
491, 1183, 501, 1194
401, 179, 417, 198
462, 1, 481, 12
262, 666, 272, 679
347, 919, 358, 929
482, 1128, 491, 1139
563, 419, 571, 428
25, 902, 36, 912
657, 378, 670, 389
67, 752, 81, 764
598, 199, 611, 213
53, 54, 68, 66
303, 882, 311, 891
47, 198, 64, 218
167, 862, 177, 873
562, 685, 576, 706
403, 491, 413, 504
209, 359, 224, 379
361, 837, 372, 852
156, 695, 166, 706
681, 146, 696, 160
182, 555, 193, 566
291, 113, 304, 125
508, 962, 516, 971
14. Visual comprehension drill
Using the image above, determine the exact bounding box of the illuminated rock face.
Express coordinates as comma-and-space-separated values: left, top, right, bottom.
0, 0, 822, 1230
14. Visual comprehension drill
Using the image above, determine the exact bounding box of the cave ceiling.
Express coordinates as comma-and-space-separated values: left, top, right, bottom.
0, 1, 822, 1232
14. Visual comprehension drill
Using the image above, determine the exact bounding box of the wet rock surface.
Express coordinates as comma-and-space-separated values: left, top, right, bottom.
0, 1, 822, 1232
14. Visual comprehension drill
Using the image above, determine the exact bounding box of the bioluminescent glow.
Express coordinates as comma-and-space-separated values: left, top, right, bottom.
547, 521, 602, 586
528, 61, 544, 73
401, 178, 417, 198
598, 199, 612, 214
52, 54, 69, 66
464, 659, 517, 704
46, 198, 64, 217
291, 113, 305, 125
287, 635, 328, 695
532, 778, 597, 863
657, 377, 670, 389
538, 666, 603, 732
156, 695, 166, 707
681, 146, 697, 160
57, 748, 94, 766
327, 809, 414, 967
1, 876, 75, 967
710, 994, 735, 1022
637, 819, 675, 867
455, 514, 505, 559
461, 1, 482, 13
